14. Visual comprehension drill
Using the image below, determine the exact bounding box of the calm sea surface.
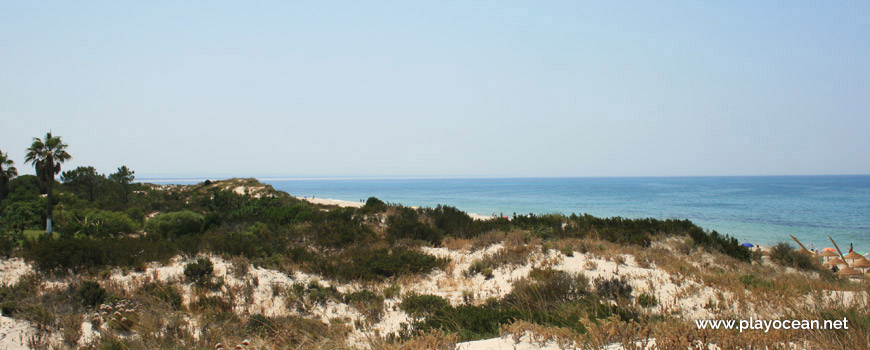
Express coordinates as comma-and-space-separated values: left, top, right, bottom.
153, 176, 870, 252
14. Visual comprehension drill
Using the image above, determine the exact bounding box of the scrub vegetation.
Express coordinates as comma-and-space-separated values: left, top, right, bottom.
0, 135, 866, 349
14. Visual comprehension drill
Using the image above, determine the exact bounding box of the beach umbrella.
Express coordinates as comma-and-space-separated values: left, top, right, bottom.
824, 258, 846, 266
819, 250, 839, 258
819, 250, 839, 262
822, 247, 836, 252
844, 251, 864, 260
851, 258, 870, 272
836, 267, 862, 277
742, 243, 754, 248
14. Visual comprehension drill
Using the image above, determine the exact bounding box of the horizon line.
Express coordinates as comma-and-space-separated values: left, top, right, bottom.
135, 173, 870, 183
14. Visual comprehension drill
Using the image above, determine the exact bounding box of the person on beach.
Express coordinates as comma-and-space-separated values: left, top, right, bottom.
849, 243, 853, 253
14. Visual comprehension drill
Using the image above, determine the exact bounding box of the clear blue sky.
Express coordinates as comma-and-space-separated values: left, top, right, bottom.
2, 1, 868, 178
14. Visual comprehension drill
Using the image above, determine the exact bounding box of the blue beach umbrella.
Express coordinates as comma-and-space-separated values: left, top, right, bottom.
742, 243, 754, 248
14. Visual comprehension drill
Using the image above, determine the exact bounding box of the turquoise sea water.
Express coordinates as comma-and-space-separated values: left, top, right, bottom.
262, 176, 870, 251
151, 176, 870, 251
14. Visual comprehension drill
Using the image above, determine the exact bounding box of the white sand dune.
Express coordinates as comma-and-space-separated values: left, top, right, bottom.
0, 239, 862, 350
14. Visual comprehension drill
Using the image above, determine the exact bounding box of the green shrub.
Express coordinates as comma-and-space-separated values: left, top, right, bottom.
426, 205, 474, 237
74, 281, 107, 308
410, 304, 520, 341
303, 280, 341, 304
565, 214, 751, 262
312, 220, 375, 248
145, 210, 203, 238
1, 199, 44, 232
263, 203, 314, 225
387, 217, 443, 246
125, 207, 145, 225
24, 236, 177, 273
400, 294, 450, 318
183, 257, 214, 286
594, 277, 633, 300
0, 234, 14, 257
383, 284, 401, 299
769, 242, 826, 272
359, 197, 388, 214
344, 290, 385, 320
319, 247, 446, 281
0, 274, 40, 316
637, 293, 658, 307
99, 339, 130, 350
467, 258, 499, 279
508, 269, 588, 309
57, 209, 138, 237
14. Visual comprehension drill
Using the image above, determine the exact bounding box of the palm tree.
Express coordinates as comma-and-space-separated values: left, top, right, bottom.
0, 149, 17, 201
25, 132, 71, 235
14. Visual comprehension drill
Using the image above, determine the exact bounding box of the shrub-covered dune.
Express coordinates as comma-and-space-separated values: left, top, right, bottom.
0, 178, 867, 349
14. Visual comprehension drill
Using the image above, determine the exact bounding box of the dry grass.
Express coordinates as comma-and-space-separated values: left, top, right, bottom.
371, 330, 458, 350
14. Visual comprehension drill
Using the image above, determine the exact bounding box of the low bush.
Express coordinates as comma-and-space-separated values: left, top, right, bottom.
637, 293, 658, 307
387, 217, 443, 246
0, 274, 40, 316
425, 205, 475, 237
312, 220, 375, 248
56, 208, 139, 237
183, 257, 214, 286
359, 197, 388, 214
0, 234, 14, 257
411, 305, 521, 342
300, 280, 341, 304
594, 277, 633, 300
318, 247, 447, 281
145, 210, 203, 238
74, 281, 107, 308
344, 290, 385, 320
125, 207, 145, 225
400, 294, 450, 318
24, 236, 177, 273
769, 242, 826, 272
508, 269, 588, 310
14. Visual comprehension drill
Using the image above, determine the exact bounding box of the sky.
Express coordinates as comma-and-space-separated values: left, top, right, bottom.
1, 1, 868, 179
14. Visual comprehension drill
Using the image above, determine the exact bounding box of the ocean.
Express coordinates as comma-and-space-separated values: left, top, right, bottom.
151, 176, 870, 252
